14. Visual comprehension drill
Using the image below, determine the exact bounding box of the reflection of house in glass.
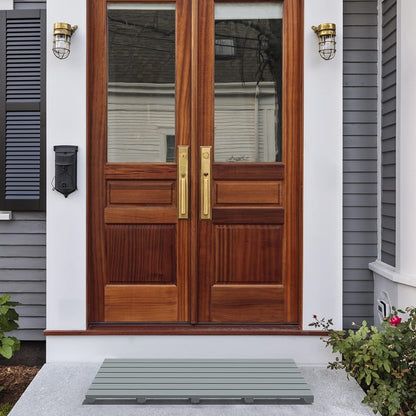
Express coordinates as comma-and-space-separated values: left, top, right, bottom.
214, 82, 279, 162
107, 8, 282, 163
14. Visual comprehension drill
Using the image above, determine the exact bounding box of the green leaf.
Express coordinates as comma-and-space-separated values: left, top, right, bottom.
2, 337, 14, 346
0, 345, 13, 359
0, 295, 10, 305
6, 309, 19, 321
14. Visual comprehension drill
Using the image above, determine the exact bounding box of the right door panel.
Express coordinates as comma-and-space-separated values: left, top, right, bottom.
197, 0, 302, 324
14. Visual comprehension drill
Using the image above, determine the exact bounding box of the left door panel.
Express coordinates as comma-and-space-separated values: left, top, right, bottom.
88, 0, 191, 323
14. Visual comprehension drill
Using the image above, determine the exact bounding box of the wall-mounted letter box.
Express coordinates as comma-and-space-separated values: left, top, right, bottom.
53, 145, 78, 197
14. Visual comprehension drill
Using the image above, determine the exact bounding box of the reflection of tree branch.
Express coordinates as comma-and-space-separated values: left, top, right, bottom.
109, 28, 175, 44
110, 41, 174, 56
215, 19, 282, 161
108, 15, 175, 37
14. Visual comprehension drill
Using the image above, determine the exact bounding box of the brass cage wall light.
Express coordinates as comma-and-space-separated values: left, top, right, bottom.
312, 23, 336, 60
52, 23, 78, 59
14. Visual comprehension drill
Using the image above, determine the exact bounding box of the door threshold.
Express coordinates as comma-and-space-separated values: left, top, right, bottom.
45, 324, 328, 336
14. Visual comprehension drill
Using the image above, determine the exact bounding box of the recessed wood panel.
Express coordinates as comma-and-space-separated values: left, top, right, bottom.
104, 164, 177, 180
106, 225, 176, 283
105, 285, 178, 322
213, 163, 284, 180
211, 285, 284, 322
212, 208, 284, 224
214, 225, 283, 283
108, 181, 174, 205
215, 181, 282, 205
104, 207, 177, 224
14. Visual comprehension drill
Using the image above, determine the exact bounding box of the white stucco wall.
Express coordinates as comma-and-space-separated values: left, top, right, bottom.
303, 0, 343, 330
46, 0, 343, 362
46, 0, 87, 330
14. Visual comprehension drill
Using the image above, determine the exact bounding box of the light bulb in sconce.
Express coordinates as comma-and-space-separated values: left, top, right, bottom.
312, 23, 336, 60
52, 23, 78, 59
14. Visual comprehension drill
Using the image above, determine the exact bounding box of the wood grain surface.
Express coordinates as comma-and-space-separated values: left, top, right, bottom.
211, 285, 284, 322
108, 181, 175, 205
215, 181, 282, 205
214, 225, 283, 284
105, 285, 178, 322
106, 225, 176, 284
88, 0, 303, 331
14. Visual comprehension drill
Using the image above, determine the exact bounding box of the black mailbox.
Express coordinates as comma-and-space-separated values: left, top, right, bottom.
53, 145, 78, 197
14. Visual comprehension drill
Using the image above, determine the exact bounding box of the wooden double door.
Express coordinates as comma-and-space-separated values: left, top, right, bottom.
88, 0, 302, 328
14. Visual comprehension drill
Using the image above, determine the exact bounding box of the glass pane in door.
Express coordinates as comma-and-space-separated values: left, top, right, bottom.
107, 3, 176, 162
214, 3, 283, 162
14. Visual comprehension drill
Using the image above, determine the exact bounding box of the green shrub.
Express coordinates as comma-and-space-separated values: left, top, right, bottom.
0, 403, 13, 416
0, 294, 20, 393
310, 307, 416, 416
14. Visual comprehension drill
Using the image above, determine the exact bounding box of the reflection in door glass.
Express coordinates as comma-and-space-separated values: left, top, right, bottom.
214, 4, 283, 162
107, 4, 175, 163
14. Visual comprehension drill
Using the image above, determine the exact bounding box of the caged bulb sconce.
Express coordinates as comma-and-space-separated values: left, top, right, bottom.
52, 23, 78, 59
312, 23, 336, 60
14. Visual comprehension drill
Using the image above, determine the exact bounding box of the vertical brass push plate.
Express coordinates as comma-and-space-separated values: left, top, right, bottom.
200, 146, 212, 220
178, 146, 189, 219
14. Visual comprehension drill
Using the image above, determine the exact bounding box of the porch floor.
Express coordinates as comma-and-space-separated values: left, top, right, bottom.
9, 363, 377, 416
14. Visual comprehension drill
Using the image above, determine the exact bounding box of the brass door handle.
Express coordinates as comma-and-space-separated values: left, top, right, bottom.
200, 146, 212, 220
178, 146, 189, 219
180, 176, 186, 215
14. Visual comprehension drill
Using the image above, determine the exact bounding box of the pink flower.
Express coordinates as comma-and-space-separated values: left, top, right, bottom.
389, 316, 402, 327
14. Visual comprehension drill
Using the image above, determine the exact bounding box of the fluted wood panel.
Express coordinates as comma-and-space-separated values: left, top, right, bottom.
214, 225, 282, 284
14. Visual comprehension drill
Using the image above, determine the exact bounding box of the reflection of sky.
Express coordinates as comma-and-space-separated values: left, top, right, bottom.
214, 3, 283, 20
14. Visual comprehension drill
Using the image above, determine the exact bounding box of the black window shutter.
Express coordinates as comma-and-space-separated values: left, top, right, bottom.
0, 9, 46, 211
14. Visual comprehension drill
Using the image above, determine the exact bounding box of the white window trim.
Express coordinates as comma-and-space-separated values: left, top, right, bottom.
0, 0, 13, 10
395, 0, 401, 276
370, 0, 416, 290
369, 259, 416, 289
376, 0, 383, 261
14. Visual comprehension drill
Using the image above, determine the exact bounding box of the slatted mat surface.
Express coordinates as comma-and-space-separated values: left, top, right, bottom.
84, 359, 314, 405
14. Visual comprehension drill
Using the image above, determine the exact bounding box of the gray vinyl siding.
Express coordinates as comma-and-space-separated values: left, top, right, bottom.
0, 212, 46, 340
343, 0, 378, 329
0, 2, 47, 340
381, 0, 396, 266
14, 0, 46, 9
